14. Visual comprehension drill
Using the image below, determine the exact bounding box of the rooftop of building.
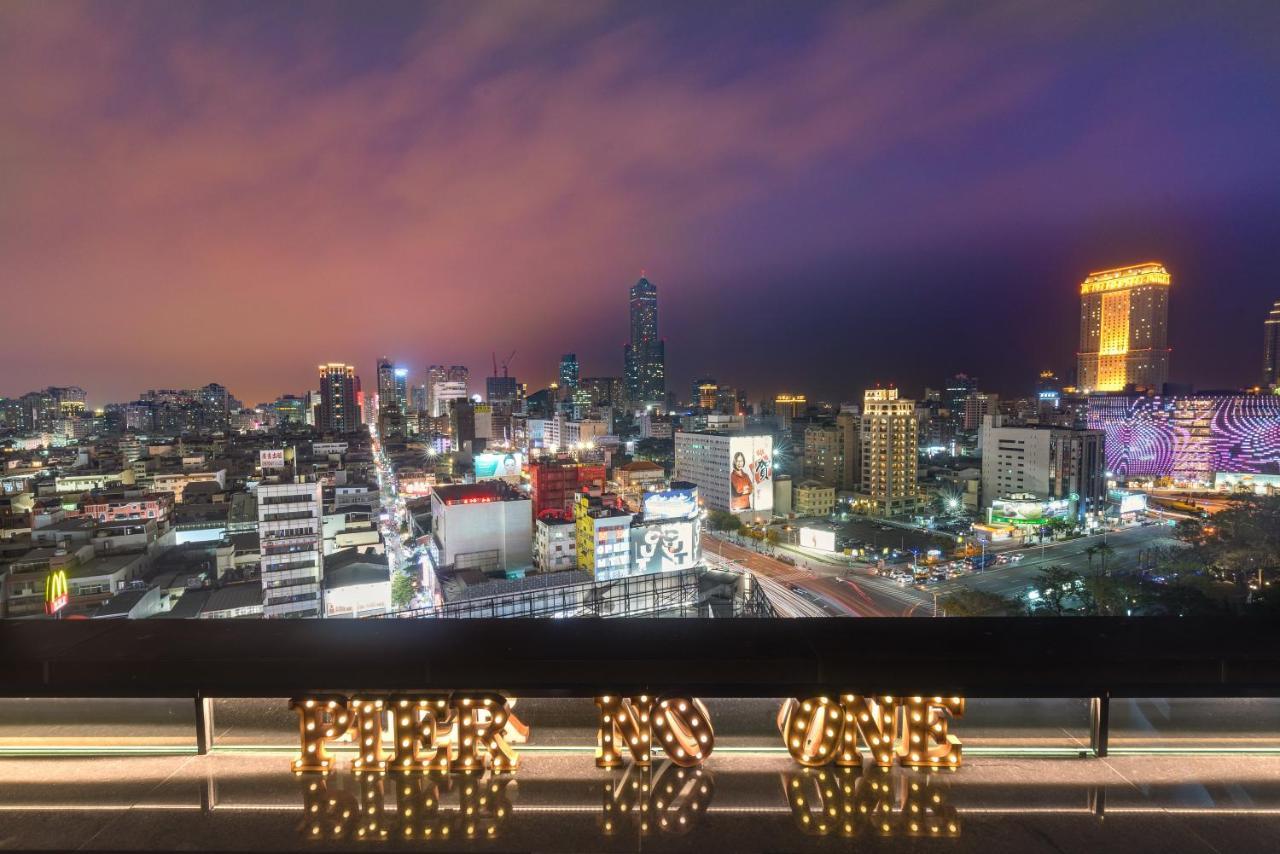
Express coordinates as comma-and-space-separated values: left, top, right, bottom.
1080, 261, 1171, 292
90, 587, 148, 618
323, 548, 390, 590
433, 480, 527, 505
170, 503, 229, 526
35, 517, 97, 533
65, 551, 144, 580
199, 582, 262, 615
225, 531, 260, 552
163, 588, 209, 619
619, 460, 664, 472
536, 509, 576, 526
451, 569, 592, 602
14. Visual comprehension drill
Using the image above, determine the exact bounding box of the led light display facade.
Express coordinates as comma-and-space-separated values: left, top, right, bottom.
1087, 394, 1280, 483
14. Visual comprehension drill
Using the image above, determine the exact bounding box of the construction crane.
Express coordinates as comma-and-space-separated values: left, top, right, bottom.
492, 350, 517, 377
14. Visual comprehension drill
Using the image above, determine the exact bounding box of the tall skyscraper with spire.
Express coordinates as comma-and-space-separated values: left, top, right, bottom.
1264, 298, 1280, 390
623, 275, 665, 409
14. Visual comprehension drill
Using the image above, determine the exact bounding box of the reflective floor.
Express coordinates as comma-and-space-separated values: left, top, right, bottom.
3, 752, 1280, 851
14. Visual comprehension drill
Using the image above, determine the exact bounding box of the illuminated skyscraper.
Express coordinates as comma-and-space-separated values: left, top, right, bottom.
376, 357, 395, 412
559, 354, 579, 392
774, 394, 807, 428
317, 363, 359, 433
944, 373, 978, 425
623, 276, 665, 408
1077, 263, 1171, 393
376, 358, 408, 415
693, 378, 718, 411
1263, 299, 1280, 389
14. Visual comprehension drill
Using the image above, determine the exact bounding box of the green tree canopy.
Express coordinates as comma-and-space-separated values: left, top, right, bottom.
939, 589, 1022, 617
390, 571, 416, 609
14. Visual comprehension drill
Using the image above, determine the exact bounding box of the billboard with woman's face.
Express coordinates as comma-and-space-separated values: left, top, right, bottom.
474, 452, 524, 481
729, 436, 773, 513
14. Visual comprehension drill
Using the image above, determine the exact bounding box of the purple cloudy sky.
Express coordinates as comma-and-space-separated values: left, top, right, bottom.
3, 0, 1279, 406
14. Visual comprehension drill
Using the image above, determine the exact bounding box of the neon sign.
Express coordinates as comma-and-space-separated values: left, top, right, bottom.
44, 570, 68, 616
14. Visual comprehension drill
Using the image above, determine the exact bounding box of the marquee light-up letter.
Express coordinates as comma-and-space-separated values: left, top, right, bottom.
778, 697, 860, 767
845, 695, 900, 768
897, 696, 964, 768
451, 693, 520, 773
389, 694, 453, 773
595, 696, 714, 767
290, 695, 352, 772
777, 695, 965, 769
351, 697, 389, 773
595, 694, 654, 768
652, 697, 715, 767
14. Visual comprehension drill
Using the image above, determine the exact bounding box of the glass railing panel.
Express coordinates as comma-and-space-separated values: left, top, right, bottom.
0, 698, 194, 750
1110, 698, 1280, 751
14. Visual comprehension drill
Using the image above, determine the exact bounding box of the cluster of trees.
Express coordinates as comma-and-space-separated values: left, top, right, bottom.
390, 571, 416, 609
940, 564, 1223, 618
1180, 495, 1280, 612
707, 509, 742, 532
941, 496, 1280, 618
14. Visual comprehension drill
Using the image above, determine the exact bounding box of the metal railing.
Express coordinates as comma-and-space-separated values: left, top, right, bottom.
3, 617, 1280, 758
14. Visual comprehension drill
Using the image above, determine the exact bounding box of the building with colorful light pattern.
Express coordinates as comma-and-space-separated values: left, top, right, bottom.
1086, 394, 1280, 484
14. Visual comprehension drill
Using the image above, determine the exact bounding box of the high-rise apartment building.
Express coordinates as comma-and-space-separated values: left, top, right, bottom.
559, 354, 579, 392
774, 394, 806, 429
431, 381, 468, 417
1263, 299, 1280, 389
1077, 262, 1171, 392
317, 364, 359, 434
674, 431, 774, 518
393, 369, 408, 414
376, 358, 395, 412
857, 388, 920, 517
836, 408, 861, 491
410, 383, 428, 414
944, 374, 978, 425
486, 375, 519, 407
375, 358, 408, 415
425, 365, 468, 416
623, 276, 665, 408
257, 478, 324, 618
979, 416, 1106, 521
580, 376, 623, 409
802, 423, 843, 487
963, 392, 998, 432
691, 377, 718, 411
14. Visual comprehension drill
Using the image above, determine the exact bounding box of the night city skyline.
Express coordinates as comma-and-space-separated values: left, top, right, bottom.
3, 1, 1280, 406
7, 7, 1280, 847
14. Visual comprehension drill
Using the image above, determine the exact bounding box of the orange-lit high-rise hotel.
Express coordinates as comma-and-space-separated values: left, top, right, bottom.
1077, 262, 1171, 392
